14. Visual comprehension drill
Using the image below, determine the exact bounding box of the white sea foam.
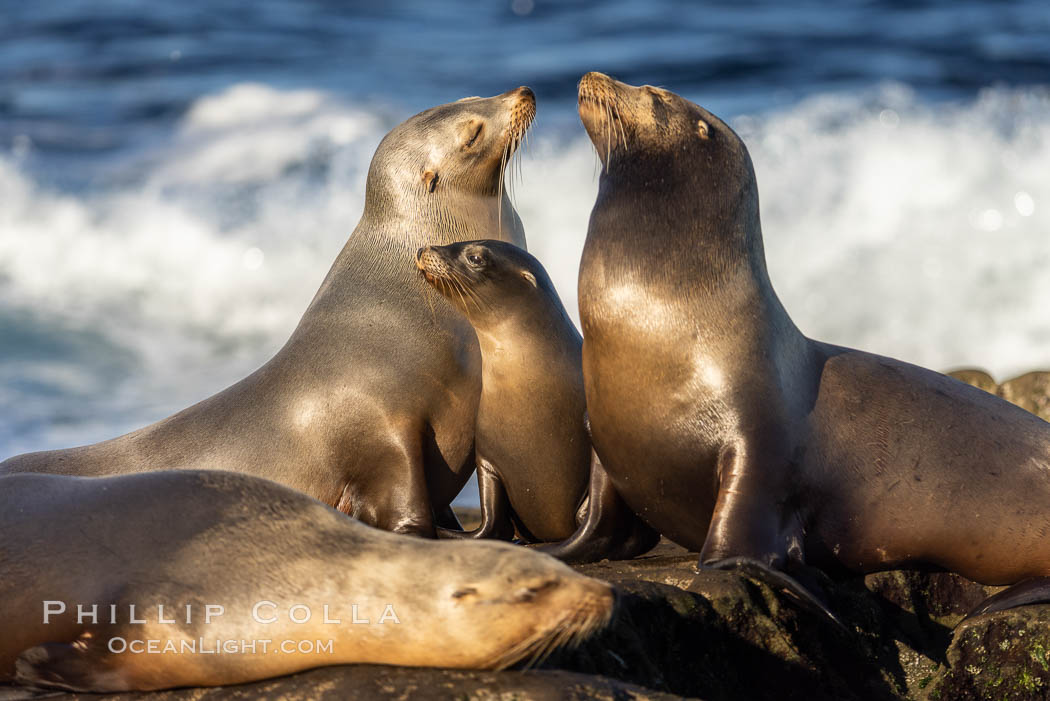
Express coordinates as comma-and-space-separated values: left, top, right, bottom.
2, 82, 1049, 459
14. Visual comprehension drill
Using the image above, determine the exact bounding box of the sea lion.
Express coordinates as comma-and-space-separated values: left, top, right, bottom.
567, 71, 1050, 621
0, 87, 536, 537
413, 240, 657, 556
415, 239, 589, 542
1, 470, 614, 692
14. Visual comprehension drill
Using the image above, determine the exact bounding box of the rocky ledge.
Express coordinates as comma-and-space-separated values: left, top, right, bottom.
6, 368, 1050, 700
6, 536, 1050, 701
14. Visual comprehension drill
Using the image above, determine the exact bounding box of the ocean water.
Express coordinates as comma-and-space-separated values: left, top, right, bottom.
2, 2, 1050, 504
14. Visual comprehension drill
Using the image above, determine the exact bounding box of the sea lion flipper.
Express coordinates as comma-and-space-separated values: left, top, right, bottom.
608, 517, 661, 561
698, 445, 846, 632
699, 443, 794, 565
962, 576, 1050, 622
345, 427, 438, 537
14, 642, 127, 693
703, 556, 848, 633
439, 459, 515, 541
538, 450, 654, 563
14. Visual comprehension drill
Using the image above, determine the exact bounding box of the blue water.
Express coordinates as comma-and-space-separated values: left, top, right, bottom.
2, 2, 1050, 500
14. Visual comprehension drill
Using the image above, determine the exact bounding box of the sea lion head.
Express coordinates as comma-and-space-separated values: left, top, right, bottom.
414, 240, 556, 326
577, 71, 761, 261
362, 87, 536, 238
411, 540, 616, 669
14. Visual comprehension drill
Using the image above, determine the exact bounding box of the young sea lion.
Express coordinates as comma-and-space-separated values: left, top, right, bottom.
415, 239, 659, 556
1, 87, 536, 537
415, 239, 588, 542
567, 71, 1050, 622
1, 470, 614, 692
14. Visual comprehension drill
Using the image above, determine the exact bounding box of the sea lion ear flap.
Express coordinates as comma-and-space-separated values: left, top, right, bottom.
422, 170, 439, 193
521, 270, 537, 287
697, 120, 710, 140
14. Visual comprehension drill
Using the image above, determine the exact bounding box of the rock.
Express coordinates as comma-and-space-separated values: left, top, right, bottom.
2, 668, 683, 701
945, 368, 999, 395
999, 371, 1050, 423
557, 542, 1045, 701
944, 367, 1050, 424
7, 535, 1050, 700
926, 608, 1050, 700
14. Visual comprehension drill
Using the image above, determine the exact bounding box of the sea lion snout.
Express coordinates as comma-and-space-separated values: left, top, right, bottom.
579, 71, 613, 91
501, 85, 535, 112
415, 245, 451, 280
504, 86, 536, 143
510, 85, 534, 101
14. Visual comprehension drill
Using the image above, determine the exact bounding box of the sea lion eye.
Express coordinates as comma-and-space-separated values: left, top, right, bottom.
466, 254, 485, 268
697, 120, 709, 140
464, 123, 483, 148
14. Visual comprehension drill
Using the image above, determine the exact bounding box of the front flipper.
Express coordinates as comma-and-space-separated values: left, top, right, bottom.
537, 450, 658, 563
699, 443, 846, 633
703, 556, 847, 632
339, 422, 436, 538
15, 642, 129, 693
437, 458, 515, 540
963, 577, 1050, 622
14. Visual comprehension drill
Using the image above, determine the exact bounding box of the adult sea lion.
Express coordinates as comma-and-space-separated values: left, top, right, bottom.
1, 470, 614, 692
414, 239, 658, 556
0, 87, 536, 537
567, 71, 1050, 621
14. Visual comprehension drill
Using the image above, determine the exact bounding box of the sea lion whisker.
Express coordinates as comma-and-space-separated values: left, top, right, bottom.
615, 101, 628, 151
515, 139, 522, 187
513, 135, 523, 190
512, 596, 609, 670
447, 270, 472, 308
497, 141, 510, 236
445, 271, 471, 310
463, 280, 486, 313
492, 623, 553, 670
450, 273, 470, 311
450, 271, 483, 312
522, 608, 586, 670
519, 132, 530, 188
437, 275, 455, 305
506, 137, 515, 192
422, 273, 437, 320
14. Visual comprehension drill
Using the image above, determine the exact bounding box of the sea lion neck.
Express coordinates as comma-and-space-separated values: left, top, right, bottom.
473, 292, 579, 355
323, 190, 522, 281
586, 166, 805, 354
